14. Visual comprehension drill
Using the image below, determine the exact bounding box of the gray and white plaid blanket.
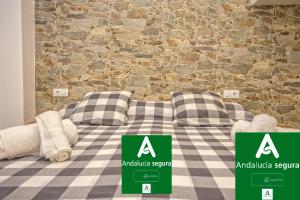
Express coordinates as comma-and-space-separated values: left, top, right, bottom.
0, 120, 235, 200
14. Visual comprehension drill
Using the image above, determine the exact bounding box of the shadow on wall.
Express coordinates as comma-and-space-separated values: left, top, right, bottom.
35, 0, 300, 128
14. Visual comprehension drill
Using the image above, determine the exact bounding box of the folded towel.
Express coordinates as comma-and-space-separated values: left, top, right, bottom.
248, 114, 277, 132
63, 119, 78, 146
231, 120, 251, 143
36, 111, 72, 162
0, 119, 77, 160
231, 114, 300, 144
231, 114, 276, 143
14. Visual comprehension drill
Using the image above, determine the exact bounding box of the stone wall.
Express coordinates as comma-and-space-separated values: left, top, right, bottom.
35, 0, 300, 128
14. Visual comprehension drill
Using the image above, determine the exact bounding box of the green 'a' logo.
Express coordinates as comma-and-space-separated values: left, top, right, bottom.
137, 136, 156, 158
256, 134, 279, 159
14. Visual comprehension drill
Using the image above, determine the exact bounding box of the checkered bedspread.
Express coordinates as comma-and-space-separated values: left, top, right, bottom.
0, 120, 235, 200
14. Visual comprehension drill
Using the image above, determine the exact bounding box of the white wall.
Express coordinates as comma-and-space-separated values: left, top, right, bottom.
0, 0, 24, 129
0, 0, 35, 129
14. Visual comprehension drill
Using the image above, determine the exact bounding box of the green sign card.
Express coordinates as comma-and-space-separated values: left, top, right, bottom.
236, 132, 300, 200
122, 135, 172, 194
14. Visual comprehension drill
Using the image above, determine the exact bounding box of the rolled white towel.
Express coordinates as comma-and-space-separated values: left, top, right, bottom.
248, 114, 277, 132
231, 114, 292, 144
0, 119, 77, 160
49, 151, 71, 162
36, 111, 72, 162
63, 119, 78, 147
0, 123, 39, 160
231, 120, 251, 143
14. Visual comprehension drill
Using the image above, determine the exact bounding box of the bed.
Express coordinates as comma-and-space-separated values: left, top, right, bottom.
0, 121, 234, 200
0, 97, 251, 200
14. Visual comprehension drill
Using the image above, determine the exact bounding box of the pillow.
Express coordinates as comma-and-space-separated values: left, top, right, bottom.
70, 91, 132, 125
171, 92, 233, 127
59, 102, 79, 119
224, 102, 254, 122
128, 100, 173, 121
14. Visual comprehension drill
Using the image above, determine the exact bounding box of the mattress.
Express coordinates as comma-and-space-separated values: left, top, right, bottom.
0, 120, 235, 200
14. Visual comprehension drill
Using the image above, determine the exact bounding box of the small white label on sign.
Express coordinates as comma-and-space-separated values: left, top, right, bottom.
262, 189, 273, 200
142, 184, 151, 194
